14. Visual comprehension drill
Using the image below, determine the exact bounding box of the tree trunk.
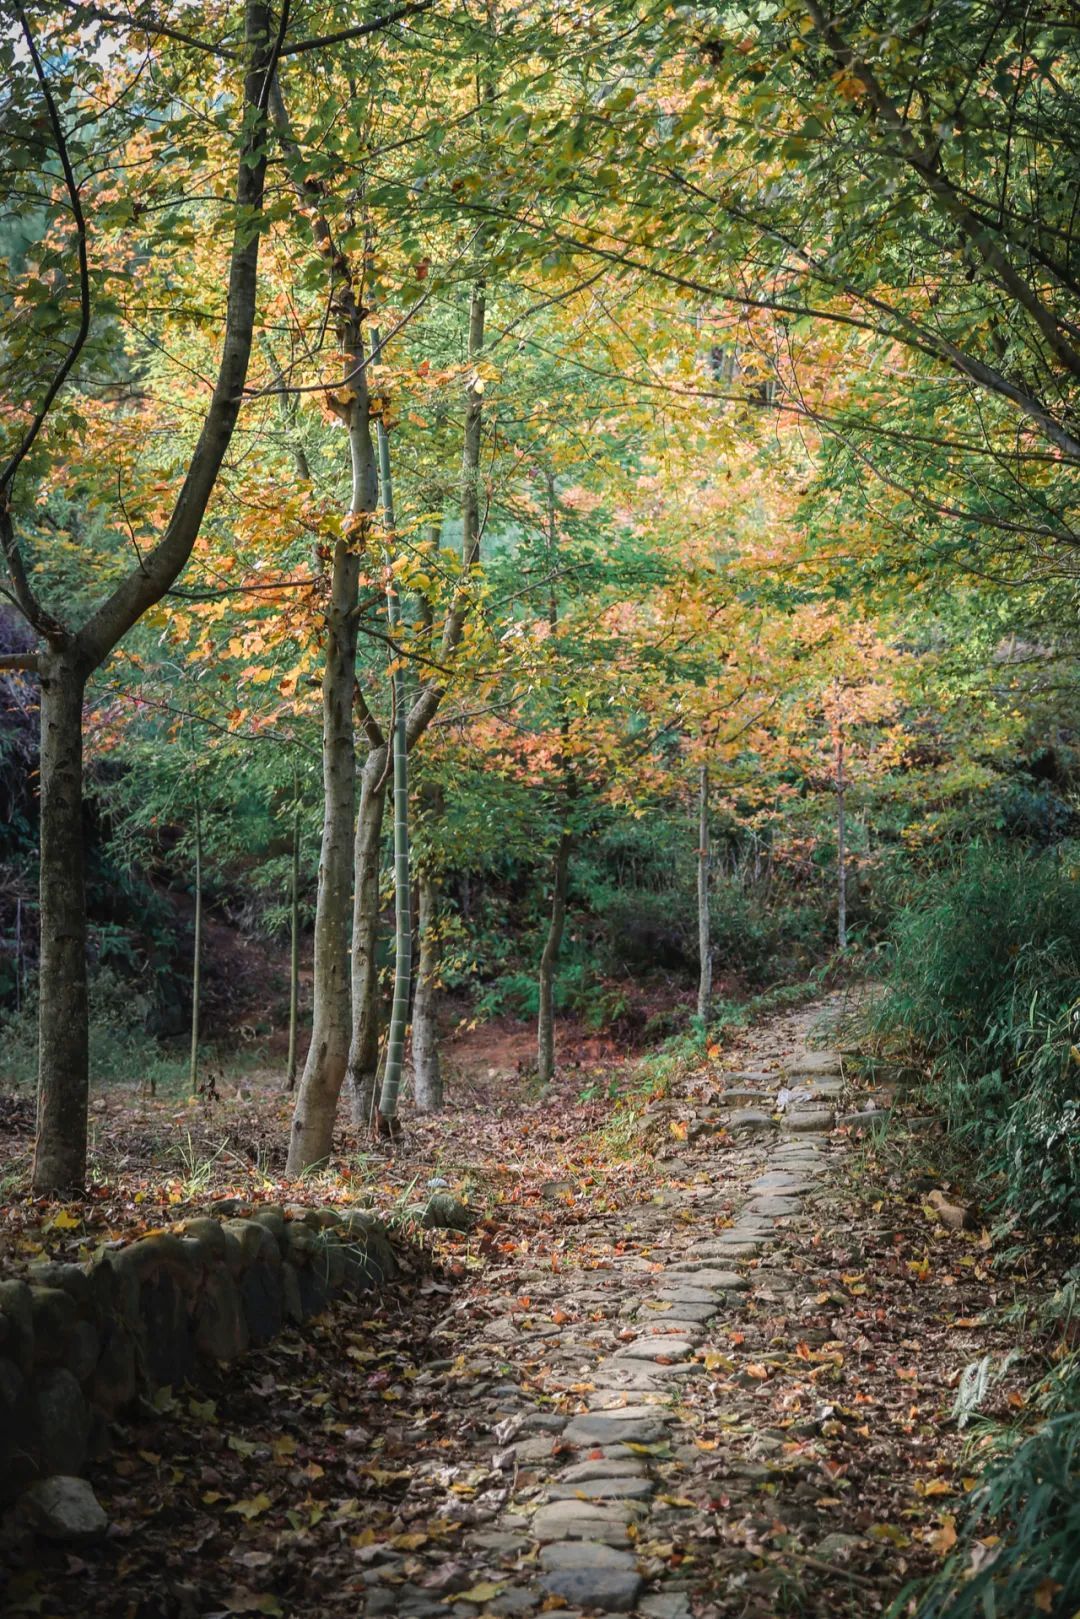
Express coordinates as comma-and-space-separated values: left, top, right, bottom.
286, 278, 377, 1173
32, 653, 89, 1193
373, 344, 412, 1131
285, 536, 362, 1172
16, 0, 275, 1194
412, 860, 442, 1110
344, 288, 487, 1128
837, 724, 848, 951
696, 761, 712, 1022
189, 757, 203, 1095
377, 691, 410, 1127
536, 470, 571, 1087
537, 830, 570, 1086
346, 747, 387, 1127
285, 774, 300, 1090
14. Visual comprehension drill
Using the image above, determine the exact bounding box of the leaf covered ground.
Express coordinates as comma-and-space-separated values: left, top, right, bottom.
1, 997, 1071, 1619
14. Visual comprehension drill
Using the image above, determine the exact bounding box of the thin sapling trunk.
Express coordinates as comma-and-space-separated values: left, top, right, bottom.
189, 738, 203, 1095
696, 761, 712, 1022
285, 768, 301, 1090
374, 333, 411, 1134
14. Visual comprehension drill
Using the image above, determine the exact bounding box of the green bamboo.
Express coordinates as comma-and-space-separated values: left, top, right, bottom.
285, 764, 300, 1089
189, 728, 203, 1096
374, 328, 411, 1128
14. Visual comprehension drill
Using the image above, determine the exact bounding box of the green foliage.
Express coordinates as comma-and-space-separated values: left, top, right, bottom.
899, 1264, 1080, 1619
907, 1407, 1080, 1619
1, 966, 190, 1093
873, 846, 1080, 1232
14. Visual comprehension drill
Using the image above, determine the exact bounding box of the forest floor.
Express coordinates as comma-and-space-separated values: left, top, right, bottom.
2, 994, 1065, 1619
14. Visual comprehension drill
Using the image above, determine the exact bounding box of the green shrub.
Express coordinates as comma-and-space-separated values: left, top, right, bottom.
0, 966, 190, 1093
872, 845, 1080, 1232
905, 1407, 1080, 1619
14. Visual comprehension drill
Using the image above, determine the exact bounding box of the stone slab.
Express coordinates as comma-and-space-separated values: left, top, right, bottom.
784, 1110, 834, 1133
662, 1269, 748, 1291
727, 1110, 775, 1132
784, 1051, 842, 1076
615, 1338, 694, 1362
538, 1543, 642, 1614
563, 1411, 669, 1447
545, 1475, 654, 1501
530, 1499, 641, 1544
746, 1196, 803, 1217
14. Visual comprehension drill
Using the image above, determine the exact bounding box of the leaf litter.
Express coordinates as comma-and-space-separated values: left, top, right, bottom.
4, 995, 1073, 1618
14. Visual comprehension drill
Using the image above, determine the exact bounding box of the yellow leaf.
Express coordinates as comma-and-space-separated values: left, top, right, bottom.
456, 1584, 504, 1603
227, 1493, 272, 1521
868, 1523, 911, 1548
1033, 1579, 1060, 1612
929, 1516, 957, 1555
45, 1209, 81, 1231
391, 1532, 428, 1550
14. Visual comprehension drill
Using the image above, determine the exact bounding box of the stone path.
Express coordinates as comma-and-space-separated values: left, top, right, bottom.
358, 994, 877, 1618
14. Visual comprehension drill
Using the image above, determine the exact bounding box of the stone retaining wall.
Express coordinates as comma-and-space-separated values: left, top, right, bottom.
0, 1205, 397, 1504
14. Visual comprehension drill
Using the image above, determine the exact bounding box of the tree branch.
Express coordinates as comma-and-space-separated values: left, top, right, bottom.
75, 0, 287, 672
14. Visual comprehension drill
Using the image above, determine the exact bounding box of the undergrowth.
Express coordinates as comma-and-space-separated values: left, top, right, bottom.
869, 845, 1080, 1235
900, 1272, 1080, 1619
871, 846, 1080, 1618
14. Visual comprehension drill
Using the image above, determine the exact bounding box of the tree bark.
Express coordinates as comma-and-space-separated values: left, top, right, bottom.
412, 849, 442, 1111
536, 470, 572, 1087
285, 523, 364, 1172
345, 286, 486, 1127
189, 755, 203, 1094
537, 830, 570, 1087
33, 653, 89, 1192
373, 338, 411, 1132
696, 761, 712, 1021
345, 746, 387, 1127
836, 724, 847, 951
285, 773, 300, 1090
14, 0, 278, 1193
286, 355, 374, 1170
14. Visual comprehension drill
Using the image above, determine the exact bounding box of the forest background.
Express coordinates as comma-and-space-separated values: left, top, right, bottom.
1, 3, 1079, 1610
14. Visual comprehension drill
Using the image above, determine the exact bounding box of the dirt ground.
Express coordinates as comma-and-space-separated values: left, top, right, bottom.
1, 992, 1069, 1619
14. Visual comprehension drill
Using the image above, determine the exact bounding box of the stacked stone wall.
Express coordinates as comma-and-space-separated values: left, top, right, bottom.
0, 1205, 397, 1503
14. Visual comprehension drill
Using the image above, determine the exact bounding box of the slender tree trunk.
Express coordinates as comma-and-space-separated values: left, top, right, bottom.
696, 761, 712, 1021
32, 653, 89, 1193
374, 346, 411, 1132
536, 471, 572, 1087
286, 358, 374, 1171
345, 748, 387, 1126
537, 830, 570, 1086
285, 773, 300, 1090
837, 724, 848, 951
344, 287, 487, 1128
189, 758, 203, 1095
412, 856, 443, 1110
285, 533, 360, 1172
378, 694, 410, 1128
